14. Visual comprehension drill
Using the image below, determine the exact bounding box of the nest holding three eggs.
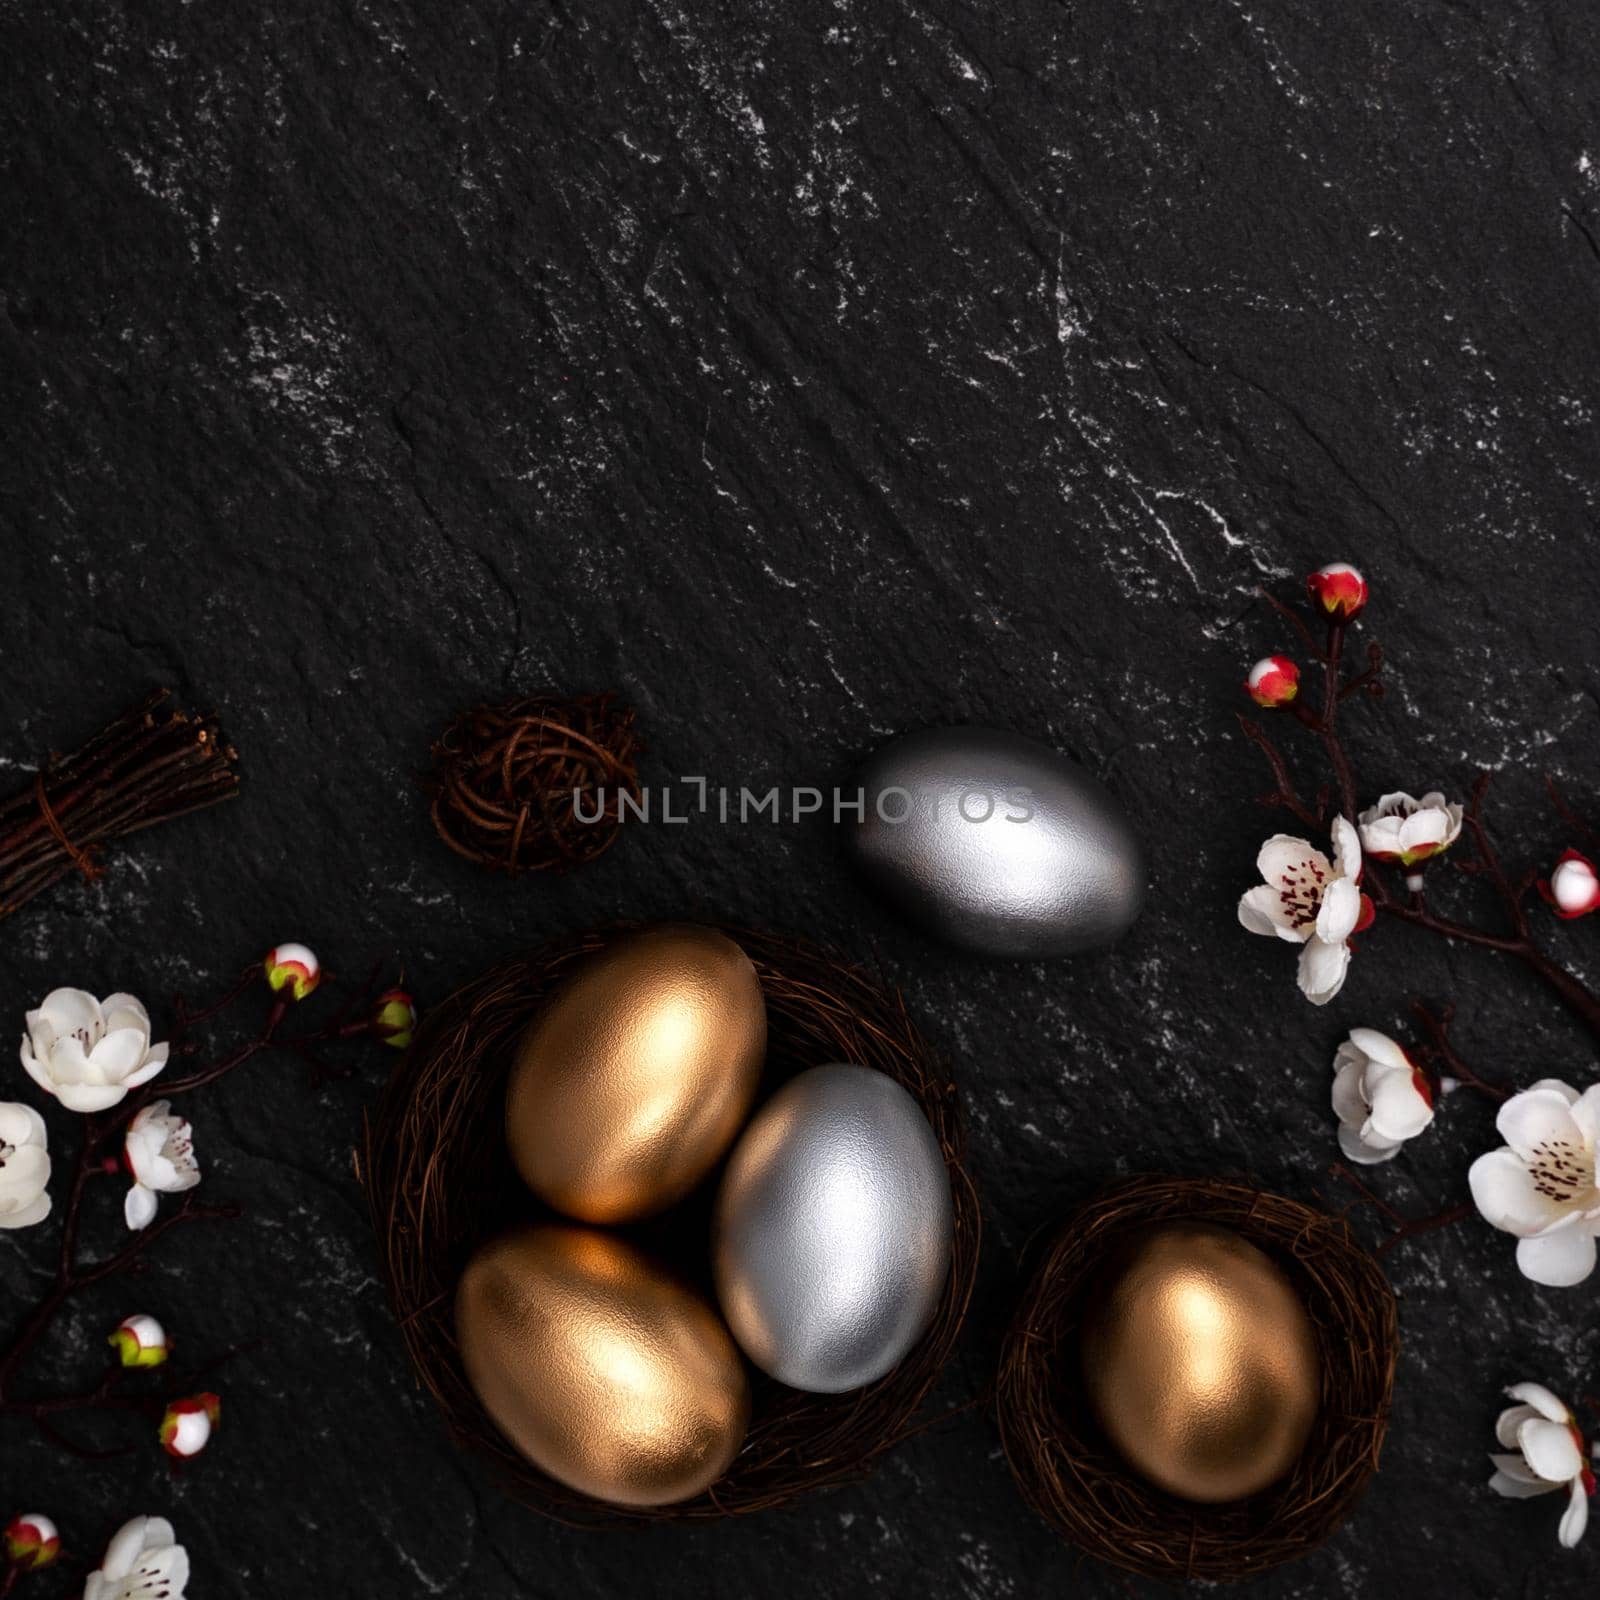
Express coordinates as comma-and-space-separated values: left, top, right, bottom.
360, 924, 980, 1524
995, 1175, 1398, 1583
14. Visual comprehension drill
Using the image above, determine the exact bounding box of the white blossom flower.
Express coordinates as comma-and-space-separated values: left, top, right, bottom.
1237, 816, 1370, 1005
1358, 791, 1464, 882
0, 1101, 51, 1228
1489, 1381, 1595, 1548
20, 989, 167, 1114
1331, 1029, 1435, 1163
1468, 1081, 1600, 1286
83, 1516, 189, 1600
122, 1101, 200, 1231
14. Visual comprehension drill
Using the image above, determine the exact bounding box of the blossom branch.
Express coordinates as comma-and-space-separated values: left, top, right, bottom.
1338, 641, 1384, 701
169, 963, 258, 1031
1, 1341, 250, 1473
1375, 1200, 1478, 1257
1242, 574, 1600, 1043
1314, 619, 1361, 822
1241, 566, 1600, 1301
1410, 1000, 1508, 1103
32, 1408, 133, 1461
0, 953, 413, 1467
1327, 1162, 1475, 1256
1260, 587, 1321, 655
0, 1195, 234, 1399
1547, 776, 1600, 854
1236, 713, 1324, 829
1327, 1161, 1404, 1225
1379, 859, 1600, 1042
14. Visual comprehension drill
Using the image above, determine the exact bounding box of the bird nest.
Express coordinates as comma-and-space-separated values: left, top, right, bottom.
425, 693, 641, 876
994, 1175, 1396, 1583
360, 924, 980, 1525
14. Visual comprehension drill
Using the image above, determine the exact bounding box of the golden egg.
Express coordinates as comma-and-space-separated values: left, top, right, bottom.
1080, 1224, 1321, 1503
506, 924, 766, 1223
455, 1224, 751, 1507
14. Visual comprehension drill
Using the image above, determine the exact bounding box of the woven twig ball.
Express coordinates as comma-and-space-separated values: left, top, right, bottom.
426, 693, 641, 876
361, 924, 981, 1524
995, 1175, 1397, 1583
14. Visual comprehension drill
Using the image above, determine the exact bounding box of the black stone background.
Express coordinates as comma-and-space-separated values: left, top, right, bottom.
3, 1, 1600, 1595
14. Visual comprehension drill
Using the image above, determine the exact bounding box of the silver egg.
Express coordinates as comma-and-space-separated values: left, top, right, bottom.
712, 1063, 952, 1394
844, 725, 1146, 958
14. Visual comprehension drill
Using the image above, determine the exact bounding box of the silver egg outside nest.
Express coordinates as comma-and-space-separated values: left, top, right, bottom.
844, 725, 1146, 958
712, 1063, 953, 1394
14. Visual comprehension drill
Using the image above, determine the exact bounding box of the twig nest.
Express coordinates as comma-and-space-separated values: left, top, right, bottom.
426, 693, 641, 877
361, 924, 980, 1524
995, 1175, 1397, 1583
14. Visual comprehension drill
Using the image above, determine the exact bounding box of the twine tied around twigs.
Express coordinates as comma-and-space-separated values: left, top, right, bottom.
0, 690, 239, 921
34, 771, 102, 883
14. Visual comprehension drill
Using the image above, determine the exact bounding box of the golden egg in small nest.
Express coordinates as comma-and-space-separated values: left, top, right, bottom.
1079, 1223, 1321, 1504
505, 923, 766, 1223
455, 1225, 751, 1508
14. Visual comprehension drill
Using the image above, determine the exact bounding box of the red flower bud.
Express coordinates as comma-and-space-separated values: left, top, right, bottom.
1245, 655, 1300, 708
3, 1514, 60, 1570
264, 943, 321, 1001
160, 1392, 221, 1458
109, 1313, 170, 1369
1541, 850, 1600, 920
370, 989, 418, 1050
1307, 561, 1368, 620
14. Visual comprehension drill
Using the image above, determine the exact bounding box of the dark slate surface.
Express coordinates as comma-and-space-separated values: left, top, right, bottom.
4, 1, 1600, 1595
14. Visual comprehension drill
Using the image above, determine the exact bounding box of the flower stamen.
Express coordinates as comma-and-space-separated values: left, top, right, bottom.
1529, 1139, 1591, 1204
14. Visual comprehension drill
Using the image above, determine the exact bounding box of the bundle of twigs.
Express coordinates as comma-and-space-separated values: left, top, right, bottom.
0, 689, 240, 919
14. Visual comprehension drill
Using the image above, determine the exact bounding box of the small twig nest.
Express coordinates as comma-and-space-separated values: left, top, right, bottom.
426, 693, 641, 876
995, 1176, 1397, 1583
360, 924, 980, 1524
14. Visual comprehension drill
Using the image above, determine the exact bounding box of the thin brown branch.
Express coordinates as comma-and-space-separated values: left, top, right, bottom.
1328, 1162, 1405, 1225
1546, 775, 1600, 853
1462, 773, 1530, 938
1410, 1000, 1508, 1102
1237, 713, 1323, 829
1379, 892, 1600, 1039
1376, 1201, 1476, 1256
1329, 1164, 1475, 1256
0, 1342, 252, 1421
32, 1410, 135, 1461
1260, 586, 1321, 654
1316, 620, 1359, 821
1339, 641, 1385, 701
